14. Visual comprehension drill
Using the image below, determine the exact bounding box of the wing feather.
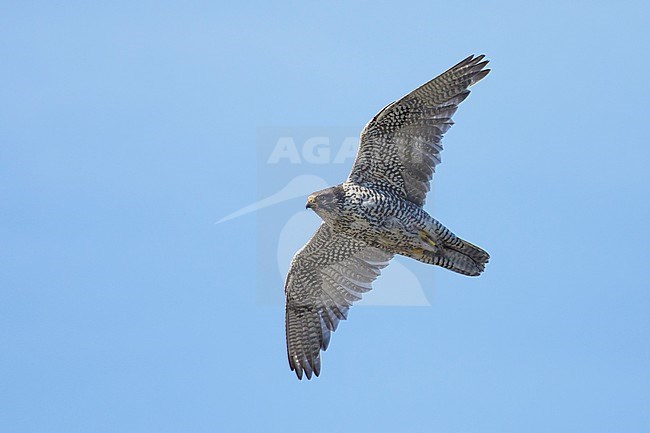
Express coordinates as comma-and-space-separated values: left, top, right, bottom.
348, 54, 490, 206
285, 223, 393, 379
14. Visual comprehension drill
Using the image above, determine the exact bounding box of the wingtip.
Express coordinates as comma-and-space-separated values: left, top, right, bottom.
290, 354, 319, 380
290, 356, 322, 380
470, 68, 490, 85
448, 54, 490, 79
452, 54, 477, 70
293, 367, 315, 381
471, 54, 489, 63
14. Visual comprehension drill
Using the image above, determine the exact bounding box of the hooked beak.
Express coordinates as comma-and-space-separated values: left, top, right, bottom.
305, 195, 316, 209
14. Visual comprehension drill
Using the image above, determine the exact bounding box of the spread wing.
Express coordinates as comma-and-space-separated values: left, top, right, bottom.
348, 54, 490, 207
284, 223, 393, 379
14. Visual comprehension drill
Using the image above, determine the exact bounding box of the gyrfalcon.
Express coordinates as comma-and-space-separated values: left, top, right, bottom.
284, 54, 491, 380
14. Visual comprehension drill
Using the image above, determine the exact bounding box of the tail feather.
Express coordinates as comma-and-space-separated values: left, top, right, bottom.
411, 238, 489, 276
441, 238, 489, 276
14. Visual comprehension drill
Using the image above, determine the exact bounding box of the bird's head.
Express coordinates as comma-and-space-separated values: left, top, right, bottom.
305, 185, 345, 223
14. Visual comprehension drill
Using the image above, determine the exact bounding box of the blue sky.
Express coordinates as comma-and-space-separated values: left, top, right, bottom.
2, 1, 649, 432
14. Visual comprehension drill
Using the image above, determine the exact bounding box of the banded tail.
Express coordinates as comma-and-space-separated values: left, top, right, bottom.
433, 239, 489, 276
406, 236, 490, 277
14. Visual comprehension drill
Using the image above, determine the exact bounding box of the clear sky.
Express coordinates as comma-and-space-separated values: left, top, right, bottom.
2, 1, 649, 432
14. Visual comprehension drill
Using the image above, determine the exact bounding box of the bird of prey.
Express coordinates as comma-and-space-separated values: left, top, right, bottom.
284, 54, 491, 380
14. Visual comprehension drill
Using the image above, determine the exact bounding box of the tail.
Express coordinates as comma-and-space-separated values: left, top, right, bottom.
435, 239, 489, 276
409, 238, 490, 277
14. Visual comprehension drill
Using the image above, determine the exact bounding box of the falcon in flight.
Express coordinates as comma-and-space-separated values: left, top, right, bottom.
285, 54, 491, 379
